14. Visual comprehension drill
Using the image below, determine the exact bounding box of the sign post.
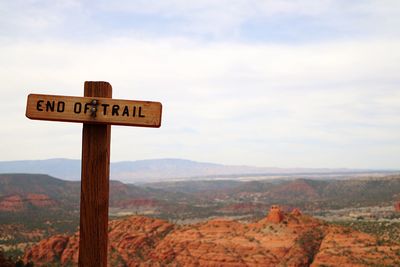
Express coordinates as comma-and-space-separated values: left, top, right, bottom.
79, 82, 111, 267
26, 81, 162, 267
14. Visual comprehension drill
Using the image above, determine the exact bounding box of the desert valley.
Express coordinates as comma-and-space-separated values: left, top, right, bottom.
0, 159, 399, 266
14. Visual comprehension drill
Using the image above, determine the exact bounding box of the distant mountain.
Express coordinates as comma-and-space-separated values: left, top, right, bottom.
0, 159, 81, 180
0, 158, 387, 183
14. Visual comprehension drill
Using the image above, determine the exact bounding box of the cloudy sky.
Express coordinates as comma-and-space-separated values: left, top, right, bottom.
1, 0, 399, 169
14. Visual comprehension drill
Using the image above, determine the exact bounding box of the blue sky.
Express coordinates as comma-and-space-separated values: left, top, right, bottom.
0, 0, 399, 168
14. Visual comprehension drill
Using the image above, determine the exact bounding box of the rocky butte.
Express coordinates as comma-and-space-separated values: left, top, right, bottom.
24, 206, 400, 267
265, 205, 284, 223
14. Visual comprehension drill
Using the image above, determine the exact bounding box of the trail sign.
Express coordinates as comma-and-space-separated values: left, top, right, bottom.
26, 93, 162, 127
25, 82, 162, 267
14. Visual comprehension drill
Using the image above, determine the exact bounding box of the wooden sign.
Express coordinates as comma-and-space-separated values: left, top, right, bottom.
26, 81, 162, 267
26, 93, 162, 127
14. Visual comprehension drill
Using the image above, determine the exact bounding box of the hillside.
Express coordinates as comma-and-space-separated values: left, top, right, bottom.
24, 211, 400, 266
0, 173, 176, 212
1, 174, 399, 222
0, 173, 79, 207
147, 176, 400, 210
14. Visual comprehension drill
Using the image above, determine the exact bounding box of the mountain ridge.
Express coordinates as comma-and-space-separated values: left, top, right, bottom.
0, 158, 392, 183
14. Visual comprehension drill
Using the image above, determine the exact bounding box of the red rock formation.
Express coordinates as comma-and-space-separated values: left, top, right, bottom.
311, 226, 400, 266
0, 194, 56, 212
266, 205, 284, 223
24, 235, 69, 266
0, 195, 24, 211
24, 216, 175, 266
394, 201, 400, 212
24, 214, 400, 267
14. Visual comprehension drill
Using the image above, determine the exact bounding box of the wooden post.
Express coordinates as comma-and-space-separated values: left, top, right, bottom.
26, 81, 162, 266
78, 81, 112, 267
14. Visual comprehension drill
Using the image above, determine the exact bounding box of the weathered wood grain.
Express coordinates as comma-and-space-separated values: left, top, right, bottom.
26, 93, 162, 127
78, 81, 112, 267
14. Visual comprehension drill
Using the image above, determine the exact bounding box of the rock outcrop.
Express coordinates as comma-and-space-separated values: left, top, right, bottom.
24, 235, 69, 266
266, 205, 284, 223
24, 212, 400, 267
24, 216, 175, 266
311, 226, 400, 266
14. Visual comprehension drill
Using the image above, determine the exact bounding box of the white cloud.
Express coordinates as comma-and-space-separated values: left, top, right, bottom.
0, 0, 399, 168
95, 0, 400, 38
0, 37, 399, 168
1, 0, 400, 41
